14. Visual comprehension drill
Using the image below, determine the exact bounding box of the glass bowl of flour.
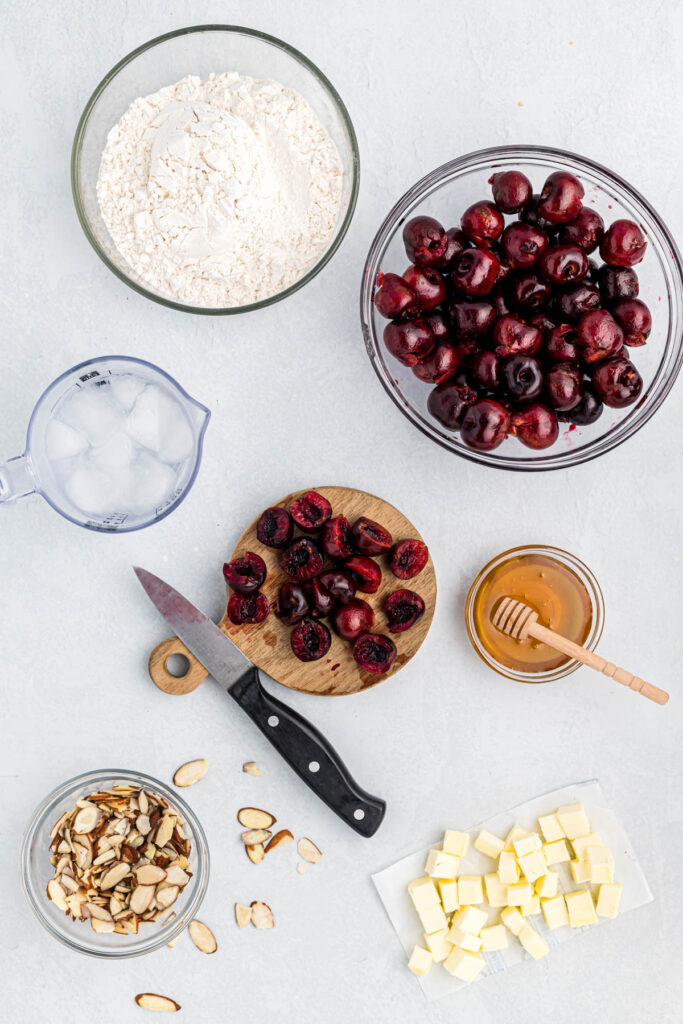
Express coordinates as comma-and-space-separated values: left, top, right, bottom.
72, 25, 359, 314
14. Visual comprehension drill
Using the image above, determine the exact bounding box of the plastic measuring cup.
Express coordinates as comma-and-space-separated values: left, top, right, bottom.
0, 356, 210, 533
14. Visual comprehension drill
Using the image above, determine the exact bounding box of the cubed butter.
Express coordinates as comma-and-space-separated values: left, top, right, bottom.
500, 906, 526, 936
448, 926, 482, 952
458, 875, 484, 905
408, 876, 440, 910
480, 924, 508, 952
535, 871, 559, 899
497, 850, 520, 885
596, 882, 622, 919
543, 839, 571, 865
425, 848, 460, 879
443, 947, 486, 983
565, 888, 597, 927
484, 872, 508, 908
424, 928, 453, 962
542, 894, 569, 930
556, 803, 590, 840
418, 902, 448, 935
504, 824, 529, 851
443, 830, 470, 858
571, 832, 602, 860
408, 945, 433, 976
519, 923, 549, 960
438, 879, 459, 914
538, 812, 565, 842
474, 829, 505, 859
521, 895, 541, 916
513, 833, 542, 858
587, 845, 614, 884
518, 849, 547, 883
569, 858, 591, 884
450, 905, 488, 935
507, 881, 533, 906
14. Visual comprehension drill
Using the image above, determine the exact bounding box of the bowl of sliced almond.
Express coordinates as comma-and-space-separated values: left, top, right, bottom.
20, 768, 209, 958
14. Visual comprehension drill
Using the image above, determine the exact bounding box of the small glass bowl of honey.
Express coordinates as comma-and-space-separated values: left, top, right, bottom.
465, 545, 604, 683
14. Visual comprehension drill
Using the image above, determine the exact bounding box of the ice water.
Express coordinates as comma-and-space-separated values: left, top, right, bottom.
43, 372, 196, 521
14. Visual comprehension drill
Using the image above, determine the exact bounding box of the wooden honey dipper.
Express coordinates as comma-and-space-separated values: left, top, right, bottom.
491, 597, 669, 705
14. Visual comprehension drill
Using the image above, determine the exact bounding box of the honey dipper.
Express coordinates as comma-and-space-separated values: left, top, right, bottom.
491, 597, 669, 705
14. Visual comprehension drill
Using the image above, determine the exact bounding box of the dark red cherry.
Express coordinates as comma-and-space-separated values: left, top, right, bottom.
275, 583, 309, 625
546, 324, 580, 363
460, 398, 510, 451
493, 314, 543, 356
390, 539, 429, 579
560, 209, 604, 253
290, 618, 330, 662
521, 194, 558, 233
280, 538, 323, 582
546, 362, 583, 411
611, 298, 651, 346
510, 403, 559, 449
383, 320, 434, 366
227, 591, 270, 625
307, 577, 336, 619
402, 215, 448, 266
471, 350, 500, 391
451, 247, 500, 296
598, 265, 639, 302
318, 570, 356, 604
508, 271, 552, 312
490, 289, 511, 317
256, 507, 293, 549
321, 516, 354, 560
427, 381, 477, 430
351, 517, 393, 556
502, 222, 549, 269
539, 244, 588, 286
344, 555, 382, 593
422, 310, 450, 340
353, 633, 397, 675
528, 312, 557, 336
461, 200, 504, 247
384, 589, 425, 633
565, 386, 603, 426
432, 227, 468, 270
290, 491, 332, 533
374, 273, 420, 319
592, 356, 643, 407
555, 282, 601, 322
490, 170, 532, 212
538, 171, 584, 223
599, 219, 647, 267
223, 552, 267, 594
403, 264, 447, 311
577, 309, 624, 364
412, 342, 460, 384
332, 598, 374, 641
501, 354, 543, 401
449, 300, 496, 338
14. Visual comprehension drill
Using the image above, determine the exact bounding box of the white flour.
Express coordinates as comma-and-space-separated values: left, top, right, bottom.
96, 73, 343, 307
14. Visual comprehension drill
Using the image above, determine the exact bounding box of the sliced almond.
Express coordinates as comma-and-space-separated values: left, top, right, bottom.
164, 865, 189, 887
91, 917, 115, 933
134, 993, 181, 1012
250, 901, 274, 929
173, 758, 208, 788
296, 862, 307, 875
235, 903, 252, 929
100, 862, 131, 890
246, 843, 265, 865
47, 878, 68, 911
72, 804, 101, 834
109, 895, 124, 916
136, 814, 151, 836
135, 864, 167, 885
155, 885, 179, 910
188, 919, 217, 954
92, 848, 116, 867
237, 807, 276, 830
50, 810, 69, 840
241, 829, 272, 846
297, 837, 322, 864
242, 761, 261, 776
265, 829, 294, 854
85, 902, 113, 922
129, 884, 155, 915
154, 815, 176, 848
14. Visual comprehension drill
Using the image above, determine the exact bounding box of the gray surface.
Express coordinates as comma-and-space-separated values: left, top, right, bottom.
1, 1, 682, 1021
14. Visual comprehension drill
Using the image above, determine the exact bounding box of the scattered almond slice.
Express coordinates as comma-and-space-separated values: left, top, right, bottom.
250, 901, 274, 929
265, 829, 294, 854
47, 878, 68, 911
296, 862, 307, 875
173, 758, 208, 788
297, 837, 322, 864
241, 828, 272, 846
188, 919, 217, 954
91, 917, 116, 933
237, 807, 276, 829
235, 903, 252, 928
135, 993, 181, 1012
242, 762, 261, 776
246, 843, 265, 865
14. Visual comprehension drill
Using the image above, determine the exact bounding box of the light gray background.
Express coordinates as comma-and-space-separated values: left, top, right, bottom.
2, 1, 682, 1021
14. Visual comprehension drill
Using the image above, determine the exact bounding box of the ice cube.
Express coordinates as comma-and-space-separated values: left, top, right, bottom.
109, 373, 147, 411
126, 451, 176, 513
159, 406, 194, 464
89, 431, 135, 473
45, 418, 88, 460
64, 462, 119, 515
58, 385, 124, 447
125, 385, 178, 453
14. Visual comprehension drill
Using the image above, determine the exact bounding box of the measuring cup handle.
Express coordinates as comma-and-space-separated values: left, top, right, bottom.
0, 454, 36, 505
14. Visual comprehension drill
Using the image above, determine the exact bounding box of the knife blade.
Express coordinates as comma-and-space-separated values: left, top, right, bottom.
134, 567, 386, 838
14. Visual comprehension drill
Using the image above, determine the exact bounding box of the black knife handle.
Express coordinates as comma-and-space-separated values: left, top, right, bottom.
229, 668, 386, 837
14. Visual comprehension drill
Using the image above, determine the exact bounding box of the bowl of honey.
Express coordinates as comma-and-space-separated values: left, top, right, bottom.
465, 545, 604, 683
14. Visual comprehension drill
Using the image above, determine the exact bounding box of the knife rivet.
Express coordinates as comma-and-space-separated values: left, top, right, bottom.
267, 715, 279, 728
308, 761, 320, 773
354, 809, 366, 821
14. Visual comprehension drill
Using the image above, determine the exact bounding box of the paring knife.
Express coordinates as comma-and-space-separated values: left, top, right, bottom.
134, 567, 386, 837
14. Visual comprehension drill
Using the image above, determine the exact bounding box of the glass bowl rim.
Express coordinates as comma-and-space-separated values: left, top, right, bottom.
71, 23, 360, 316
464, 543, 605, 682
19, 767, 210, 958
360, 143, 683, 471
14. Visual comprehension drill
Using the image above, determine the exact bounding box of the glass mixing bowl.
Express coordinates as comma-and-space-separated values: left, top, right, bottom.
361, 145, 683, 470
20, 769, 210, 958
72, 25, 359, 314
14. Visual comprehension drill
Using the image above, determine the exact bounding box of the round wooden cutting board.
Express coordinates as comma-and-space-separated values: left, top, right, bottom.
148, 486, 436, 696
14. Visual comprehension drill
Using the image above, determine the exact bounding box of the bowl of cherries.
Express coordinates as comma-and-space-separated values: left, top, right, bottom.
361, 146, 683, 470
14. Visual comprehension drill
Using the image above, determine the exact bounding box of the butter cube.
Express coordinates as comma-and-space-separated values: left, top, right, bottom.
408, 945, 433, 976
535, 871, 559, 899
500, 906, 526, 936
518, 849, 547, 883
565, 888, 597, 927
570, 858, 591, 884
450, 905, 488, 935
438, 879, 459, 914
497, 850, 520, 885
556, 803, 590, 840
521, 895, 541, 916
484, 872, 508, 908
425, 848, 460, 879
480, 924, 508, 952
443, 830, 470, 858
542, 893, 569, 930
424, 928, 454, 962
418, 902, 448, 935
458, 875, 484, 905
513, 833, 542, 858
443, 947, 486, 982
504, 824, 529, 851
538, 813, 565, 842
448, 926, 482, 952
571, 832, 602, 861
519, 923, 549, 960
474, 830, 505, 859
596, 882, 622, 919
507, 881, 533, 906
587, 845, 614, 884
543, 839, 571, 865
408, 876, 440, 910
